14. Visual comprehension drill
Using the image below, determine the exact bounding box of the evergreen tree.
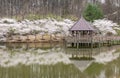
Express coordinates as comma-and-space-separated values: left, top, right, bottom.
83, 4, 103, 22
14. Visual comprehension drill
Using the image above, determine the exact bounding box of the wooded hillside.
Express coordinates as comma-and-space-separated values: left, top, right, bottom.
0, 0, 120, 23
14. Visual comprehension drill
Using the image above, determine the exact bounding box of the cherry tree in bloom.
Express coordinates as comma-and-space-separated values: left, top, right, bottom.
0, 18, 74, 41
93, 19, 119, 35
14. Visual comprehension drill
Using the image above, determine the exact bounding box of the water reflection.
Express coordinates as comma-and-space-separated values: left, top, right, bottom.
0, 43, 120, 78
4, 43, 63, 49
0, 45, 70, 67
0, 64, 85, 78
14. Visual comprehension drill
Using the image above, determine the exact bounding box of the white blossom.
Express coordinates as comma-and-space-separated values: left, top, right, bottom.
93, 19, 119, 35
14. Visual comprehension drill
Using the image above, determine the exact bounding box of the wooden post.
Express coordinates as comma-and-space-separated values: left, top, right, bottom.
91, 31, 93, 49
74, 31, 76, 48
77, 31, 79, 49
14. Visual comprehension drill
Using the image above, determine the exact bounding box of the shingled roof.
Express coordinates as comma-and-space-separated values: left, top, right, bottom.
70, 17, 95, 31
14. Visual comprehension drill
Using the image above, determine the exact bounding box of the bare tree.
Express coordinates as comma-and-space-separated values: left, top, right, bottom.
0, 0, 120, 23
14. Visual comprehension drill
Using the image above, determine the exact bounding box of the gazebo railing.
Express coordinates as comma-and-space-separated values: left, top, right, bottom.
65, 35, 94, 43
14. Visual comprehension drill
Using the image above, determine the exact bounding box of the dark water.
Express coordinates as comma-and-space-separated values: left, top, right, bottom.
0, 43, 120, 78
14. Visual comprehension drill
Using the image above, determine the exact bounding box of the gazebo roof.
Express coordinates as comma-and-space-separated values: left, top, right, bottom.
70, 17, 95, 31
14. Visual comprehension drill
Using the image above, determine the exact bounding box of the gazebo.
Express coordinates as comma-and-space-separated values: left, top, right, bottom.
69, 17, 95, 37
66, 17, 97, 48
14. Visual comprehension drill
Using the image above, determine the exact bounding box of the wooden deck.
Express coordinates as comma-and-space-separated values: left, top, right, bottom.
65, 35, 120, 47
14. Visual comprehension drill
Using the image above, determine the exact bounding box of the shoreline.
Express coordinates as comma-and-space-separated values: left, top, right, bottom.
0, 35, 64, 43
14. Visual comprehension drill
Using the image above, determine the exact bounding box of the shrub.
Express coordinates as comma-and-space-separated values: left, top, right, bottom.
83, 3, 103, 22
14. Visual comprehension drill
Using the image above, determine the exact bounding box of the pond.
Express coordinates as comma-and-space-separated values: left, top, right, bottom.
0, 43, 120, 78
